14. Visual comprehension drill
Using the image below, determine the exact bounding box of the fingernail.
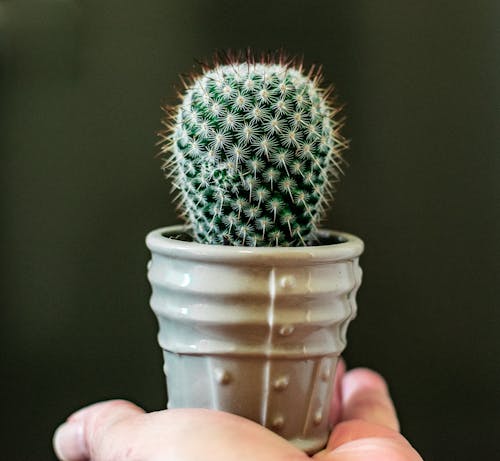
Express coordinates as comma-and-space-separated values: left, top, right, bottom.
53, 420, 85, 461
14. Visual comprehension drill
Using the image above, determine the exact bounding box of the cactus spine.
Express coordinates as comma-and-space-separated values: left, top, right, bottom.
160, 57, 347, 246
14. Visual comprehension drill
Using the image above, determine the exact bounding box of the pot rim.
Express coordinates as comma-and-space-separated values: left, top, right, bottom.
146, 225, 363, 265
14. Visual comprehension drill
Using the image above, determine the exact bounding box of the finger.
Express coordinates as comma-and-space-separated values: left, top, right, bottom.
324, 419, 405, 453
340, 368, 399, 432
329, 357, 346, 426
53, 400, 144, 461
314, 431, 423, 461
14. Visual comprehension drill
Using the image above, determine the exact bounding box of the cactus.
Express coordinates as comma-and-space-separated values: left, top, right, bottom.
159, 55, 347, 246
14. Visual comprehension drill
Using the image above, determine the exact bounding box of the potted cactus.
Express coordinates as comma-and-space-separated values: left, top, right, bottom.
146, 53, 363, 454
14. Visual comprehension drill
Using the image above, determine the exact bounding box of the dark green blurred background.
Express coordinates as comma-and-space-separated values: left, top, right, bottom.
1, 1, 499, 459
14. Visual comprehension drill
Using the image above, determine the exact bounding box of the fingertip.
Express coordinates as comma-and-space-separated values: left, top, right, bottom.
343, 368, 389, 399
53, 420, 86, 461
341, 368, 399, 432
53, 400, 145, 461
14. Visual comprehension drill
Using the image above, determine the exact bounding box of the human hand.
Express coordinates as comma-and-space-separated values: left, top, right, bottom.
53, 361, 423, 461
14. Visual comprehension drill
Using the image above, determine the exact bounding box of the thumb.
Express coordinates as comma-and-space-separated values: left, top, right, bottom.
53, 400, 144, 461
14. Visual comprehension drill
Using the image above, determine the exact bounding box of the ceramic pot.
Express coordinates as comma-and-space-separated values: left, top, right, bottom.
146, 225, 363, 454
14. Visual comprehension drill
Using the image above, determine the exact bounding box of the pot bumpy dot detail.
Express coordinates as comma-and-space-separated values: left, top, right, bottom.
214, 368, 232, 385
159, 55, 347, 246
279, 324, 295, 336
313, 408, 323, 425
321, 365, 331, 382
279, 274, 296, 289
273, 375, 290, 391
271, 415, 285, 430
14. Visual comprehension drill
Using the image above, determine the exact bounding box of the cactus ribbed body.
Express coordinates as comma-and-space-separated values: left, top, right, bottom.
162, 62, 346, 246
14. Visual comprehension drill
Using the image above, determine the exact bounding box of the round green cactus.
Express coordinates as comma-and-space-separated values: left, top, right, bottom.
160, 56, 347, 246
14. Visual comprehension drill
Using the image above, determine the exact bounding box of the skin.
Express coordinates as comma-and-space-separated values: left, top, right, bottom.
53, 361, 423, 461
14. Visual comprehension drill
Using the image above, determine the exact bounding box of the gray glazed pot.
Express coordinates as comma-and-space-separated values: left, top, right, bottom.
146, 225, 363, 454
